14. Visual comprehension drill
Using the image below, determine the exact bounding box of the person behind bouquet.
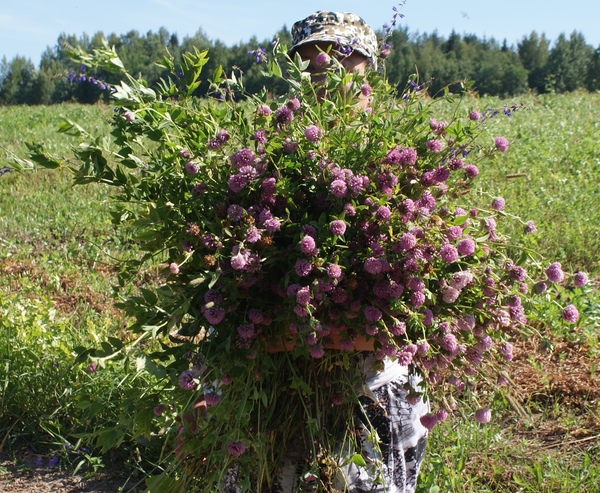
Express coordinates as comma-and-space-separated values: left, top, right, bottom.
257, 11, 429, 493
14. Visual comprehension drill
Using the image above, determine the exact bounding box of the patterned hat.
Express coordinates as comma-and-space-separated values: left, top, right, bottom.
290, 11, 378, 64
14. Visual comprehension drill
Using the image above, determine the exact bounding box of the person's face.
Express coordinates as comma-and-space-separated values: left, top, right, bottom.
294, 42, 370, 105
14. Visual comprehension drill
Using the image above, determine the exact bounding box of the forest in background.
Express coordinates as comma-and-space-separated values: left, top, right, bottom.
1, 24, 599, 105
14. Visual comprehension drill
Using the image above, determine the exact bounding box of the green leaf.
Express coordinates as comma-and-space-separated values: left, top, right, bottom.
75, 400, 92, 409
350, 453, 367, 467
140, 288, 158, 305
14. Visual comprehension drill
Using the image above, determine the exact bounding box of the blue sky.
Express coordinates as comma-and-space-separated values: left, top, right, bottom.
2, 0, 599, 67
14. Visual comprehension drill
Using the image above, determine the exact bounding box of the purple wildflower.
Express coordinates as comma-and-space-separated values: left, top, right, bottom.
246, 226, 262, 243
304, 125, 323, 143
315, 52, 330, 66
330, 179, 347, 198
494, 136, 509, 152
230, 252, 247, 270
237, 323, 257, 340
263, 218, 281, 233
326, 264, 343, 280
344, 203, 356, 216
396, 232, 417, 251
295, 259, 313, 277
364, 306, 382, 323
439, 244, 459, 263
499, 343, 513, 361
374, 206, 391, 221
169, 262, 180, 274
364, 257, 384, 274
309, 346, 325, 359
524, 220, 537, 234
227, 204, 246, 222
474, 408, 492, 424
457, 238, 476, 256
573, 272, 588, 287
420, 413, 438, 431
275, 106, 294, 125
426, 139, 443, 153
287, 98, 301, 111
469, 110, 481, 121
185, 161, 199, 175
562, 304, 579, 323
330, 220, 346, 236
410, 291, 425, 309
256, 104, 272, 116
300, 236, 317, 256
442, 287, 461, 303
491, 197, 506, 211
545, 262, 565, 283
226, 441, 246, 456
464, 164, 479, 178
87, 363, 98, 373
204, 392, 221, 406
253, 129, 268, 144
361, 83, 372, 96
202, 305, 225, 325
178, 370, 197, 390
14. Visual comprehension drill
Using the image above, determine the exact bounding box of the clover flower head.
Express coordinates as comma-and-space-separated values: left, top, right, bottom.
491, 196, 506, 211
169, 262, 180, 274
326, 264, 342, 280
202, 305, 225, 325
426, 139, 443, 153
494, 136, 509, 152
524, 220, 537, 234
562, 304, 579, 323
256, 104, 272, 116
420, 413, 438, 430
185, 161, 199, 175
330, 179, 347, 198
439, 244, 459, 263
410, 291, 425, 309
464, 164, 479, 178
545, 262, 564, 283
474, 407, 492, 424
300, 235, 317, 256
469, 110, 481, 121
330, 220, 347, 236
275, 106, 294, 124
374, 206, 391, 221
315, 52, 330, 66
226, 441, 246, 456
178, 370, 197, 390
361, 84, 372, 96
396, 232, 417, 251
499, 342, 513, 361
286, 98, 301, 111
304, 125, 323, 143
456, 238, 475, 256
573, 271, 588, 287
295, 259, 313, 277
227, 204, 246, 222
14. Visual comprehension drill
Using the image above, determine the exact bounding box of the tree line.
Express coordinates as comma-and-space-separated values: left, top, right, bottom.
1, 25, 599, 105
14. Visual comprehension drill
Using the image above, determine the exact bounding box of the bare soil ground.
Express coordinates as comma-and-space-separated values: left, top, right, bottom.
0, 456, 142, 493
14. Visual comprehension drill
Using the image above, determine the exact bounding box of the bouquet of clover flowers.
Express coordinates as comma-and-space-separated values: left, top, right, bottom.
15, 40, 592, 491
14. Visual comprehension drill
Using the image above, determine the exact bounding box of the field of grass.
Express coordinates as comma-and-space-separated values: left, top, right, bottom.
1, 93, 599, 492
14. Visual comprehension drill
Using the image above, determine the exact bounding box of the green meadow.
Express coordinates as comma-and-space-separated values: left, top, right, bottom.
1, 92, 599, 491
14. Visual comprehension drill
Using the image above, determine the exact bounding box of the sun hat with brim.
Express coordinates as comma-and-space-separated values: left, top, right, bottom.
290, 11, 378, 65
